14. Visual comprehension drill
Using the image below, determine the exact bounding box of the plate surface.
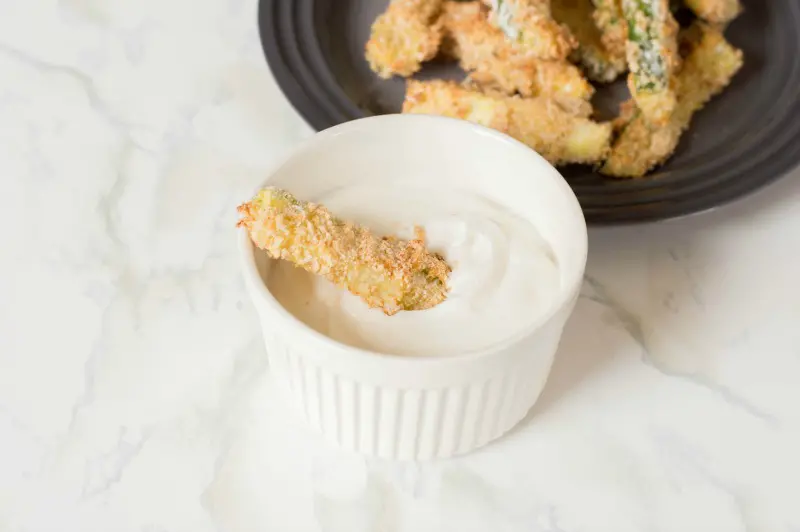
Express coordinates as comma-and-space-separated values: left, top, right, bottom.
258, 0, 800, 224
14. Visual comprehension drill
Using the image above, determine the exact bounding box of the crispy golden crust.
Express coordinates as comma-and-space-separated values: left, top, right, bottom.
551, 0, 627, 82
403, 78, 513, 132
602, 23, 743, 178
507, 97, 612, 164
439, 1, 593, 99
482, 0, 578, 60
684, 0, 742, 25
238, 188, 451, 316
592, 0, 627, 60
622, 0, 680, 126
403, 79, 612, 165
365, 0, 444, 78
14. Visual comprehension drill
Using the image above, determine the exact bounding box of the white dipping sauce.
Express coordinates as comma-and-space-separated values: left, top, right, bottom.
267, 185, 560, 357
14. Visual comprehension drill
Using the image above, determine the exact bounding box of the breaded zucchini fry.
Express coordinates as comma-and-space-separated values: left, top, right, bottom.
602, 24, 743, 177
403, 79, 514, 132
483, 0, 577, 60
592, 0, 627, 60
684, 0, 741, 25
440, 1, 593, 99
365, 0, 444, 78
507, 97, 613, 164
621, 0, 680, 126
403, 79, 612, 165
238, 188, 451, 316
551, 0, 627, 82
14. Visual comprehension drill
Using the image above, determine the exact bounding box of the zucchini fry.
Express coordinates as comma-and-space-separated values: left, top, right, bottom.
508, 97, 613, 164
621, 0, 680, 126
483, 0, 578, 60
402, 80, 612, 165
551, 0, 627, 82
403, 79, 514, 132
365, 0, 444, 78
592, 0, 627, 60
440, 1, 593, 100
602, 23, 743, 177
684, 0, 742, 25
238, 188, 451, 316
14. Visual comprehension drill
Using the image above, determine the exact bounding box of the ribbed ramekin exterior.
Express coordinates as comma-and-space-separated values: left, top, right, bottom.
260, 314, 568, 460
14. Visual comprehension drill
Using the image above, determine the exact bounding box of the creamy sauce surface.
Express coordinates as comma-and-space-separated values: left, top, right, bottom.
267, 185, 560, 357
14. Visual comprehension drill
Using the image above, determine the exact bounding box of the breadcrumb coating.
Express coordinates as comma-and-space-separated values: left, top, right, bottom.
403, 79, 612, 165
592, 0, 628, 63
602, 23, 743, 177
483, 0, 578, 60
366, 0, 444, 78
440, 1, 593, 99
551, 0, 627, 82
238, 187, 451, 316
621, 0, 680, 126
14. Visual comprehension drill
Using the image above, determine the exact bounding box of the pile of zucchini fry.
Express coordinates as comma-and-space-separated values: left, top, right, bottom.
365, 0, 744, 178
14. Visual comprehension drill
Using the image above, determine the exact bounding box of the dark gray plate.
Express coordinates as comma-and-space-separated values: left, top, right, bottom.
258, 0, 800, 225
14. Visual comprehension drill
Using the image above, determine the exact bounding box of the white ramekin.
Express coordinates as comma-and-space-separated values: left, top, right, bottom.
239, 115, 587, 460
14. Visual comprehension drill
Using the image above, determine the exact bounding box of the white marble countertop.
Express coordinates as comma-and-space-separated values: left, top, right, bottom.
2, 1, 800, 531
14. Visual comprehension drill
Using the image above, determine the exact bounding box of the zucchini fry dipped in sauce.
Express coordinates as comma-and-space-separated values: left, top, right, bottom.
684, 0, 741, 25
483, 0, 577, 60
621, 0, 680, 126
403, 79, 612, 165
602, 23, 743, 177
366, 0, 444, 78
551, 0, 627, 82
439, 1, 593, 100
238, 188, 451, 316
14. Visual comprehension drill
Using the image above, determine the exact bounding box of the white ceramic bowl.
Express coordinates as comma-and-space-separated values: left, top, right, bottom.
239, 114, 587, 460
